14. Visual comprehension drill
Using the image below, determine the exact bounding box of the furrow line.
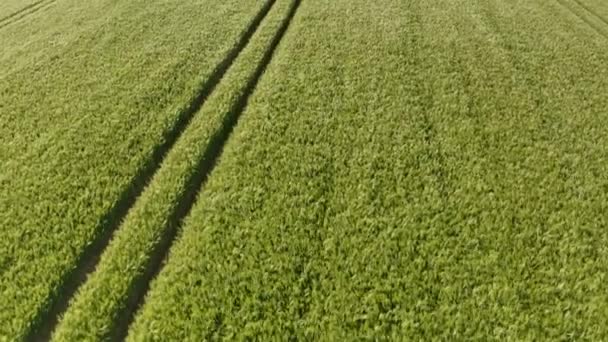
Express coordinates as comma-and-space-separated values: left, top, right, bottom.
556, 0, 608, 38
571, 0, 608, 27
115, 0, 301, 339
25, 0, 277, 340
0, 0, 56, 30
0, 0, 47, 23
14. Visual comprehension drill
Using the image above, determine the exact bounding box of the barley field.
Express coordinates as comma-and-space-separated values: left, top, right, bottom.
1, 0, 608, 340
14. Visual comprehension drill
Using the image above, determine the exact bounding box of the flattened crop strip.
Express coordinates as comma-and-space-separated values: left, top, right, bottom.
27, 0, 277, 340
49, 0, 301, 340
0, 0, 56, 30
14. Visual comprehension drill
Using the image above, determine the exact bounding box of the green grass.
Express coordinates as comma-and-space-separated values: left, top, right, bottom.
0, 0, 267, 339
49, 0, 293, 340
127, 0, 608, 340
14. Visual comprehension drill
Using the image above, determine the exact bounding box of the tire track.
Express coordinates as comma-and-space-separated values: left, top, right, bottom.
571, 0, 608, 27
0, 0, 46, 22
114, 0, 301, 340
0, 0, 56, 30
414, 1, 451, 206
25, 0, 278, 340
556, 0, 608, 39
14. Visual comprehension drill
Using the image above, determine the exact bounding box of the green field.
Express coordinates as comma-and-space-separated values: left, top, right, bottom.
2, 0, 608, 340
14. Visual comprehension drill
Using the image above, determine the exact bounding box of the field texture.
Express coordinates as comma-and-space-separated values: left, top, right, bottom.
2, 0, 608, 340
0, 0, 267, 339
51, 0, 293, 340
128, 0, 608, 340
0, 0, 51, 30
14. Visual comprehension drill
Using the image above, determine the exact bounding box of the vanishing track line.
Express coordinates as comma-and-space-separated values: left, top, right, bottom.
556, 0, 608, 39
26, 0, 278, 340
571, 0, 608, 27
0, 0, 47, 23
114, 0, 302, 339
0, 0, 56, 30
